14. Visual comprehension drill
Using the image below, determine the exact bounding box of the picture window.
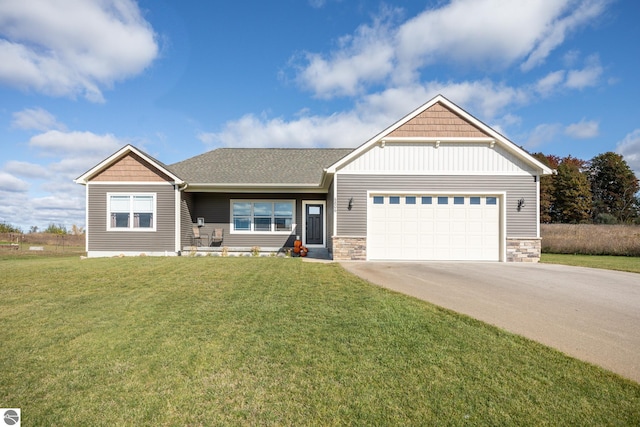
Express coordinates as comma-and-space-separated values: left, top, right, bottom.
232, 200, 294, 233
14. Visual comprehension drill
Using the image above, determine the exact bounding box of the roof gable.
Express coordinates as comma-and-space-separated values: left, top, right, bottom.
75, 145, 183, 185
91, 152, 173, 182
327, 94, 553, 175
388, 102, 489, 138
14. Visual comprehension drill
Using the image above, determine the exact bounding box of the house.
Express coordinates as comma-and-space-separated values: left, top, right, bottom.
75, 95, 553, 261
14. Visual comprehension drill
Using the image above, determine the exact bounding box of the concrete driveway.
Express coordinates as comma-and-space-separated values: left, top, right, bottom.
340, 262, 640, 383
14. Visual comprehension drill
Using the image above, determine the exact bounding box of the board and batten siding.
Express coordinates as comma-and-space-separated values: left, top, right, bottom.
87, 183, 176, 253
183, 192, 327, 249
340, 142, 537, 175
335, 175, 538, 238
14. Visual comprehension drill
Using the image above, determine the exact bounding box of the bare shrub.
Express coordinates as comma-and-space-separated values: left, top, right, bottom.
0, 233, 84, 247
541, 224, 640, 256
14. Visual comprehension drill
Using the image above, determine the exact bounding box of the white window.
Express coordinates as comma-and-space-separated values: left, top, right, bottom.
231, 200, 294, 233
107, 193, 156, 231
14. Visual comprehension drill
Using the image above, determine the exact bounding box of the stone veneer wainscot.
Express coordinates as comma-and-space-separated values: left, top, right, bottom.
332, 237, 367, 261
506, 238, 542, 262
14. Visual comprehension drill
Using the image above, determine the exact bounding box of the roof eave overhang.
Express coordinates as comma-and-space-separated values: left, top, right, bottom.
183, 183, 329, 194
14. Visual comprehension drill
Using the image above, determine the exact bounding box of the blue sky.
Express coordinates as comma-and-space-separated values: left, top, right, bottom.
1, 0, 639, 231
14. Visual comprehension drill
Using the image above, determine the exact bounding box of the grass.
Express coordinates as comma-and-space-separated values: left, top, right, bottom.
541, 253, 640, 273
1, 257, 639, 425
541, 223, 640, 256
0, 232, 85, 258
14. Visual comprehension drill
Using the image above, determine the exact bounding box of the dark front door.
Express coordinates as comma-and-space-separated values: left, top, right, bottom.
305, 204, 323, 245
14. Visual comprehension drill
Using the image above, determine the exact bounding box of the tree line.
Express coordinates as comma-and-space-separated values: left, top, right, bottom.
0, 223, 84, 235
533, 151, 640, 224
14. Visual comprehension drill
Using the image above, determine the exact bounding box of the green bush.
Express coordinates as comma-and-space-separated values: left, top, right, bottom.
595, 213, 618, 224
0, 222, 22, 233
44, 223, 68, 235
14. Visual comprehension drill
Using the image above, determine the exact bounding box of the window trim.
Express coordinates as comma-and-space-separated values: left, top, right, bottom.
230, 199, 296, 234
106, 193, 157, 232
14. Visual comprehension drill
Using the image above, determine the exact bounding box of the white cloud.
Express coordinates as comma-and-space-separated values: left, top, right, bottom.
29, 130, 123, 157
563, 49, 581, 67
0, 0, 158, 102
0, 171, 30, 192
616, 129, 640, 178
198, 79, 532, 150
565, 54, 603, 89
292, 0, 610, 98
565, 119, 599, 139
3, 161, 51, 179
11, 107, 66, 131
198, 109, 375, 149
536, 70, 566, 96
423, 80, 529, 120
525, 123, 563, 148
295, 10, 397, 98
520, 0, 609, 71
397, 0, 569, 78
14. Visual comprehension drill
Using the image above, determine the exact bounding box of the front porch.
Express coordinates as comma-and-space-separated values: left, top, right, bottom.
181, 245, 332, 260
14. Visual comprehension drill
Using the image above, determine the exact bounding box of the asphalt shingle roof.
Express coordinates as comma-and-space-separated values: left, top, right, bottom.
169, 148, 353, 185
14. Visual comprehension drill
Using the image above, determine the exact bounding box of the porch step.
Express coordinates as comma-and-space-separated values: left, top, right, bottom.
305, 248, 331, 260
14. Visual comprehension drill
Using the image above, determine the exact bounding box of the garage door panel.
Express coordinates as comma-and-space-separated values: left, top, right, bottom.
452, 209, 466, 220
451, 222, 466, 233
369, 194, 501, 261
436, 209, 451, 220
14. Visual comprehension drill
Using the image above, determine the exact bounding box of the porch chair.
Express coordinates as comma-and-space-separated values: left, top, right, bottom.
210, 228, 224, 246
192, 226, 208, 247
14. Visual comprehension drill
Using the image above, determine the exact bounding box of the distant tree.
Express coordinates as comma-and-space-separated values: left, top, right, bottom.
70, 224, 85, 236
44, 223, 68, 235
587, 152, 639, 223
0, 222, 22, 233
553, 156, 592, 223
532, 153, 560, 223
29, 225, 39, 234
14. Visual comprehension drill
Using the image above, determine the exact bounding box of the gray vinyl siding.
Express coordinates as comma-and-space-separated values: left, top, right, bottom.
336, 174, 538, 237
183, 192, 327, 248
87, 183, 176, 252
180, 192, 195, 248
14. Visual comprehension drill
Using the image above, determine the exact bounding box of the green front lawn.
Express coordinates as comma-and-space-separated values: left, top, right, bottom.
541, 253, 640, 273
1, 257, 638, 425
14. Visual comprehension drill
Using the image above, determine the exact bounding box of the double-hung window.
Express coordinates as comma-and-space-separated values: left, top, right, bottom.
232, 200, 294, 233
107, 194, 156, 231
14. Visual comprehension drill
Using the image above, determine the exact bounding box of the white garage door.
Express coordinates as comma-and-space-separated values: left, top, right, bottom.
368, 194, 500, 261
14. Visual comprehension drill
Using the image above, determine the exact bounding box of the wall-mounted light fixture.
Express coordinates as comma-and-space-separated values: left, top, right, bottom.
517, 198, 525, 211
197, 217, 205, 227
348, 197, 354, 210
